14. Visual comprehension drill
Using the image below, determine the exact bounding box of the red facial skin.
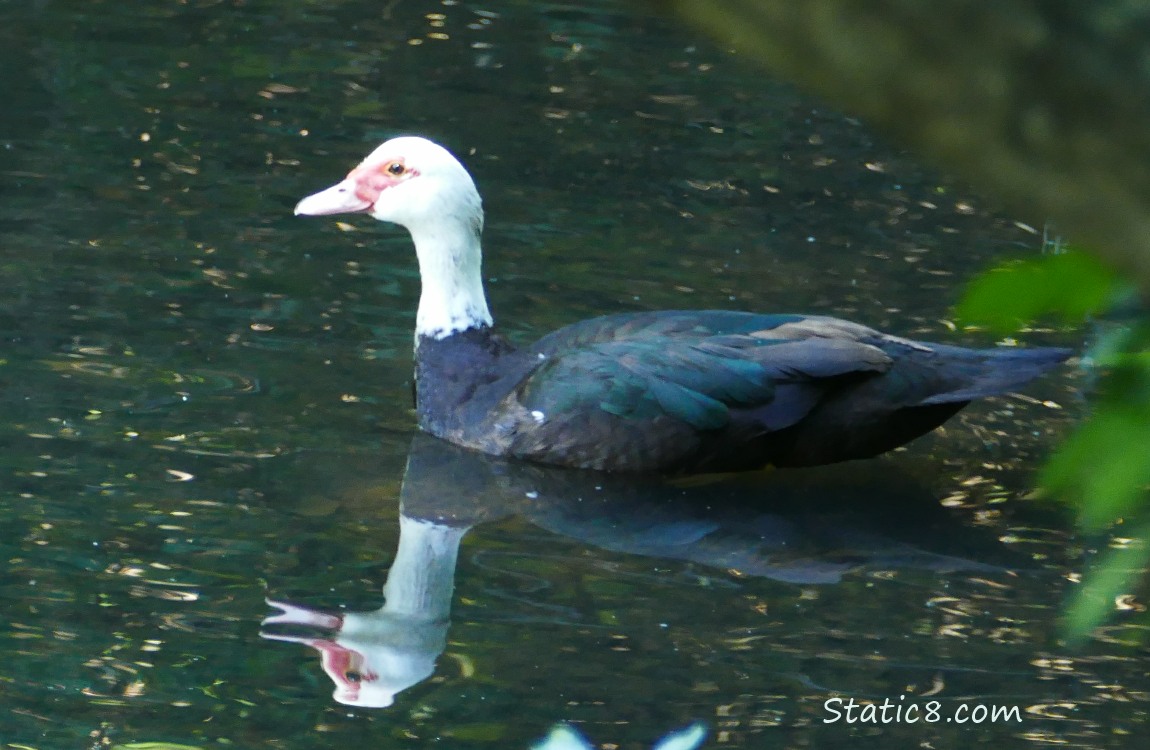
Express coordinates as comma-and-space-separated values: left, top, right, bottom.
310, 639, 379, 703
348, 159, 419, 207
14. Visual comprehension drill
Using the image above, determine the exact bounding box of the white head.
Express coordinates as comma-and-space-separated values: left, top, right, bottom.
295, 137, 482, 230
296, 136, 492, 339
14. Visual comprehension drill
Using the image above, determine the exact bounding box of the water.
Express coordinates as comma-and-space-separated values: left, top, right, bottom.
0, 0, 1137, 748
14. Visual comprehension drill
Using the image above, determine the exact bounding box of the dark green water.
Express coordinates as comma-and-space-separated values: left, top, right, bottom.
0, 1, 1138, 748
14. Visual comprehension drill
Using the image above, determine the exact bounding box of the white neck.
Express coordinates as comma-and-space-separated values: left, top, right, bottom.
410, 219, 493, 340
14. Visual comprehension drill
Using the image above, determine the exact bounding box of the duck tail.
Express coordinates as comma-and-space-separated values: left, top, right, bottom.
919, 346, 1073, 405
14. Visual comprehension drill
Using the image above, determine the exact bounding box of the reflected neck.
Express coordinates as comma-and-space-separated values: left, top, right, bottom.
381, 515, 468, 619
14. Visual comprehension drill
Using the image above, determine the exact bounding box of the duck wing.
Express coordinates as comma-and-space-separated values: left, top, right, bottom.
499, 311, 895, 471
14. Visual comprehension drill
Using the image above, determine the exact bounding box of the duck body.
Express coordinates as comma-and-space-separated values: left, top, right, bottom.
296, 136, 1071, 474
412, 310, 1068, 472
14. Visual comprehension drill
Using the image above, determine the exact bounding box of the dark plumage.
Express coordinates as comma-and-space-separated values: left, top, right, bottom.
413, 312, 1069, 472
296, 137, 1072, 473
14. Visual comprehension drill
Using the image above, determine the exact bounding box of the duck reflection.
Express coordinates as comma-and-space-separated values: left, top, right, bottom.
261, 435, 1009, 708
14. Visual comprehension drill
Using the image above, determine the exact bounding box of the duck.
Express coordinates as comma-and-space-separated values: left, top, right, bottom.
295, 136, 1071, 473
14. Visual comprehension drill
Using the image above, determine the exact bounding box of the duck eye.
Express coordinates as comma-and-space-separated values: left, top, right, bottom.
386, 162, 405, 176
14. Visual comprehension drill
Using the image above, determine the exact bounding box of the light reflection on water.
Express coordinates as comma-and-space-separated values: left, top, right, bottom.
0, 0, 1131, 748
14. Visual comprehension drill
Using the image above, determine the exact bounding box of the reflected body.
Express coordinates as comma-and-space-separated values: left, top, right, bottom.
296, 138, 1071, 472
261, 435, 1009, 708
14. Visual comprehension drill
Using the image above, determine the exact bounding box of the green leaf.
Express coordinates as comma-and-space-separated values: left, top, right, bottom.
1063, 526, 1150, 639
1041, 408, 1150, 529
956, 251, 1120, 332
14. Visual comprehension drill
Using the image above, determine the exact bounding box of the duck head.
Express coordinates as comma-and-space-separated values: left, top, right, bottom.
295, 136, 492, 339
295, 136, 483, 231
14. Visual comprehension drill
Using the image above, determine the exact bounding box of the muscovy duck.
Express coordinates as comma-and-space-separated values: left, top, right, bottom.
295, 137, 1071, 473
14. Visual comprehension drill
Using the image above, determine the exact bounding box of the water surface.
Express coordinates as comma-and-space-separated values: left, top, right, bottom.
2, 1, 1134, 749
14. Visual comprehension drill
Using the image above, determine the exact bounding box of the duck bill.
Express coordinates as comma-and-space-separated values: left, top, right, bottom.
294, 179, 373, 216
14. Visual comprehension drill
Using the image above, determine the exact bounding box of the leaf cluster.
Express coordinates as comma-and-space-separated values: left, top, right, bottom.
959, 250, 1150, 637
